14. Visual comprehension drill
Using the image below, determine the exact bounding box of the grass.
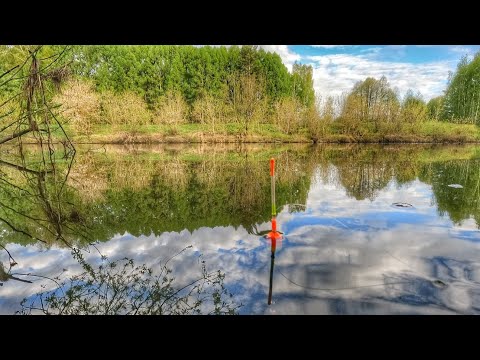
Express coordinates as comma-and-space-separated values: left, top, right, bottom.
46, 121, 480, 145
61, 123, 311, 144
415, 121, 480, 141
317, 121, 480, 144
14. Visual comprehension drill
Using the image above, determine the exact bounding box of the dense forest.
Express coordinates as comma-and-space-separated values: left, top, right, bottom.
1, 45, 480, 143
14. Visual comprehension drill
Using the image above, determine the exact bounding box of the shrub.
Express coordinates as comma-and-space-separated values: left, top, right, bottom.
153, 91, 188, 126
101, 91, 151, 127
273, 97, 305, 134
53, 78, 101, 135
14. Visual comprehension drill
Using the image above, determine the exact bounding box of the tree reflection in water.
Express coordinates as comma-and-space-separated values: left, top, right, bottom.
1, 149, 243, 314
0, 49, 241, 315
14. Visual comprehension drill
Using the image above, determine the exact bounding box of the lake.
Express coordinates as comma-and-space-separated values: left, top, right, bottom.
1, 143, 480, 314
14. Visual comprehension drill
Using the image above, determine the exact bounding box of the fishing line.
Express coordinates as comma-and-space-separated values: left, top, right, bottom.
277, 270, 410, 291
276, 204, 450, 293
264, 159, 454, 307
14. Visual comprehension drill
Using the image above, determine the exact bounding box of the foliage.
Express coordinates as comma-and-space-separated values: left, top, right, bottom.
4, 46, 480, 141
101, 90, 151, 127
443, 52, 480, 124
292, 62, 315, 108
53, 78, 101, 135
274, 97, 304, 134
191, 93, 230, 132
427, 96, 444, 121
400, 90, 428, 124
0, 146, 313, 246
340, 76, 400, 134
153, 90, 188, 126
70, 45, 300, 107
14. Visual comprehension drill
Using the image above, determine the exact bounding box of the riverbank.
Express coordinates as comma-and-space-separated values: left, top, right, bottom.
61, 122, 480, 144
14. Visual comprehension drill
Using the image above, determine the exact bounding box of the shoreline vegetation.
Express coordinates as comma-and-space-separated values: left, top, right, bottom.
1, 45, 480, 145
57, 122, 480, 144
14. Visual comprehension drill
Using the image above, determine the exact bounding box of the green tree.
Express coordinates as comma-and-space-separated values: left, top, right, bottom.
427, 95, 444, 120
443, 52, 480, 124
292, 62, 315, 108
341, 76, 399, 133
401, 90, 428, 124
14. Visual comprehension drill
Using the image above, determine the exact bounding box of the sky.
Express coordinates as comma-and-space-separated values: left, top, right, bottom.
258, 45, 480, 101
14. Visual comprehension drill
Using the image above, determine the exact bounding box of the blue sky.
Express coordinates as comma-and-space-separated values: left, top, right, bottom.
259, 45, 480, 101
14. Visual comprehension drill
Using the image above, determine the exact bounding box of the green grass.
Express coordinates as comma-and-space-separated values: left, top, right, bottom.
53, 121, 480, 145
415, 121, 480, 141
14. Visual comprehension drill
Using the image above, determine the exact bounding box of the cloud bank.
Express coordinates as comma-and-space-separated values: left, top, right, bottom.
261, 45, 462, 101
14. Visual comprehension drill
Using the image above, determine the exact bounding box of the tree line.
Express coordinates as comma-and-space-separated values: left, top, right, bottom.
316, 51, 480, 139
1, 46, 480, 140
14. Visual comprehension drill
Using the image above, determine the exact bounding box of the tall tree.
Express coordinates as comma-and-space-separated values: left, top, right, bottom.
443, 52, 480, 124
292, 62, 315, 108
341, 76, 399, 132
401, 90, 428, 124
427, 95, 444, 121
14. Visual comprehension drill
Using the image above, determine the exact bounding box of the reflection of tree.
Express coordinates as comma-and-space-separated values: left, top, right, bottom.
4, 141, 480, 247
316, 145, 476, 204
338, 162, 391, 201
0, 246, 31, 285
0, 148, 93, 246
0, 46, 82, 248
321, 145, 480, 227
17, 247, 241, 315
420, 159, 480, 226
329, 146, 409, 201
1, 147, 313, 244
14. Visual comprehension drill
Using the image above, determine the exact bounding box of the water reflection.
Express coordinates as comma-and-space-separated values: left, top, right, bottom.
18, 247, 240, 315
1, 143, 246, 314
267, 237, 279, 306
2, 143, 480, 314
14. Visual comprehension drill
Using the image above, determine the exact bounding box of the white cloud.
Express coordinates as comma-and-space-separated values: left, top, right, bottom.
305, 53, 455, 100
255, 46, 453, 100
360, 47, 383, 54
449, 46, 473, 55
259, 45, 301, 72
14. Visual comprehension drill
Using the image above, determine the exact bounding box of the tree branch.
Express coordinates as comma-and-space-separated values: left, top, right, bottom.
0, 126, 35, 145
0, 216, 46, 243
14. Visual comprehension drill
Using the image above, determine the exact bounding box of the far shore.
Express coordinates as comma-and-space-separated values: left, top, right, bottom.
17, 133, 480, 145
6, 122, 478, 146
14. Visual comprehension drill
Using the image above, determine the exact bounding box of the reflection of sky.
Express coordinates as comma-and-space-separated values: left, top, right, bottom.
2, 165, 480, 315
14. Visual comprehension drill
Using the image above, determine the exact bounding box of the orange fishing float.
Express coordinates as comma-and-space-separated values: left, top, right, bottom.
266, 158, 282, 241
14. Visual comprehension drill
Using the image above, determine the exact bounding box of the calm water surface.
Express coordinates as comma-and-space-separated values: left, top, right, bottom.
1, 143, 480, 314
